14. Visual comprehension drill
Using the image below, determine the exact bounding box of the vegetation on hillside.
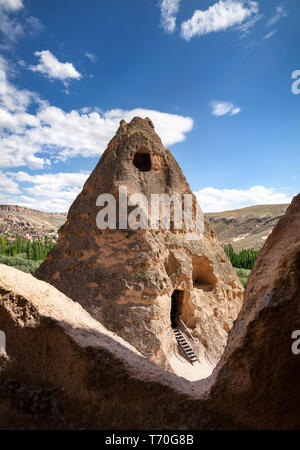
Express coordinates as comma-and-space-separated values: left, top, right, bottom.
0, 235, 55, 274
0, 255, 42, 274
223, 244, 260, 287
223, 244, 260, 270
0, 235, 55, 260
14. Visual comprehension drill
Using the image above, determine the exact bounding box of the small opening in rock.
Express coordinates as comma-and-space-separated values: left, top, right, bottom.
171, 290, 183, 328
0, 330, 6, 354
133, 151, 151, 172
192, 256, 216, 292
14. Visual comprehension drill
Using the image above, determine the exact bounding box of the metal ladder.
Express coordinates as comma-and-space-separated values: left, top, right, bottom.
173, 328, 199, 364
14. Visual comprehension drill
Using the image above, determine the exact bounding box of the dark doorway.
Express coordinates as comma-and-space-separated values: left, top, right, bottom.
171, 290, 183, 328
133, 151, 151, 172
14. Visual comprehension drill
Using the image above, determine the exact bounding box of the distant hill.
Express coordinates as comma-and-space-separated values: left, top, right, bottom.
206, 204, 289, 251
0, 203, 289, 250
0, 205, 66, 237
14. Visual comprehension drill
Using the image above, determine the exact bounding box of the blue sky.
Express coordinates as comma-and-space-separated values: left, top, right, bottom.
0, 0, 299, 212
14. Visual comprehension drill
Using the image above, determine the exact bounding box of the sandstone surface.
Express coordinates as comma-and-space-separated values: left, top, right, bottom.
0, 191, 300, 430
35, 117, 243, 372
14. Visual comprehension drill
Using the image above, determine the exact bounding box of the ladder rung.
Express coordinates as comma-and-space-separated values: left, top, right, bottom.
174, 329, 199, 363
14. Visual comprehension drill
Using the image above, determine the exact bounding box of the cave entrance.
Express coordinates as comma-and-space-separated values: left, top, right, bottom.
170, 290, 183, 329
133, 151, 151, 172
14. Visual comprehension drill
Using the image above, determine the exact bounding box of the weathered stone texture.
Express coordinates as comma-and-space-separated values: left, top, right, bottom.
0, 191, 300, 430
35, 117, 243, 370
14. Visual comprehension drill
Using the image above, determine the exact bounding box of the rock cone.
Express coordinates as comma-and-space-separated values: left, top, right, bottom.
35, 117, 243, 371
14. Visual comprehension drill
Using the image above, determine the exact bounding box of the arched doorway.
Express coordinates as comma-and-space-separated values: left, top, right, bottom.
170, 290, 183, 328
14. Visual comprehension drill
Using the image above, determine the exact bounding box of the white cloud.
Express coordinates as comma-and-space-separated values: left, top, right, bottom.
7, 171, 90, 212
210, 101, 241, 117
106, 108, 194, 146
0, 69, 40, 113
28, 50, 82, 85
263, 29, 277, 40
181, 0, 259, 40
237, 9, 262, 38
85, 52, 97, 63
231, 107, 241, 115
0, 107, 15, 127
0, 0, 42, 48
0, 108, 40, 129
0, 170, 20, 194
26, 16, 43, 36
267, 5, 288, 27
12, 171, 88, 186
160, 0, 181, 33
0, 0, 23, 12
0, 7, 23, 44
0, 62, 194, 169
194, 186, 293, 212
23, 106, 193, 162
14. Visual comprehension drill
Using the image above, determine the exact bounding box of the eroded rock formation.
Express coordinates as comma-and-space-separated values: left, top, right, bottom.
207, 193, 300, 428
35, 117, 243, 371
0, 191, 299, 429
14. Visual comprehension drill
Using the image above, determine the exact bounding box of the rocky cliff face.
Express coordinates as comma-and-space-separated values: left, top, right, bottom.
35, 117, 243, 372
207, 193, 300, 428
0, 194, 299, 429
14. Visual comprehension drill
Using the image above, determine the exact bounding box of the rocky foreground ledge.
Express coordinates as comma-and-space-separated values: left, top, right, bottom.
0, 194, 300, 429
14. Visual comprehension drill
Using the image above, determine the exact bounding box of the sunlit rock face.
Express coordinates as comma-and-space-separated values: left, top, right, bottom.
0, 195, 299, 429
35, 117, 243, 371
